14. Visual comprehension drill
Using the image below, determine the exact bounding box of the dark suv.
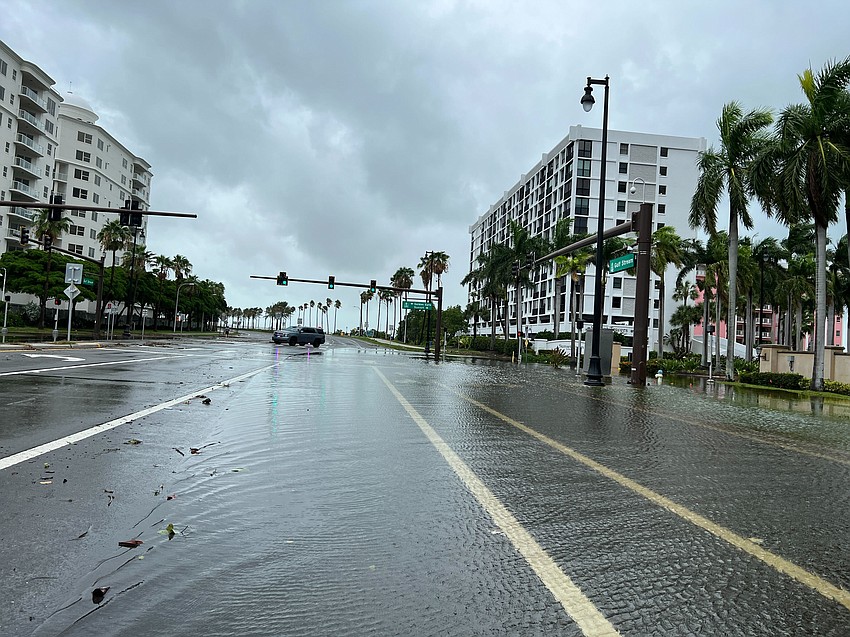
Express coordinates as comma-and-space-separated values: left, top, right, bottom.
272, 326, 325, 347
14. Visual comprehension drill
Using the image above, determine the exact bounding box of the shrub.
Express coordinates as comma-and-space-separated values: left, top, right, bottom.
738, 371, 807, 390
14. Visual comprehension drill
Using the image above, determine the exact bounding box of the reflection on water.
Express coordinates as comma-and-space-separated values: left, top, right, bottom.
666, 376, 850, 420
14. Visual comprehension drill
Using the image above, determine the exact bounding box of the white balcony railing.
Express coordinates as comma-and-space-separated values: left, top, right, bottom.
9, 207, 36, 220
18, 109, 44, 130
19, 85, 47, 110
11, 180, 36, 196
13, 156, 38, 174
15, 133, 44, 155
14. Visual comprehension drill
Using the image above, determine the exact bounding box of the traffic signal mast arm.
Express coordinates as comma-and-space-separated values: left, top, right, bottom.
0, 200, 197, 220
250, 275, 432, 296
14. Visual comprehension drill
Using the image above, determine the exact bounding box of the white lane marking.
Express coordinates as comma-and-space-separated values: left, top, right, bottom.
0, 363, 277, 471
0, 355, 189, 377
21, 354, 85, 362
375, 368, 620, 637
446, 385, 850, 614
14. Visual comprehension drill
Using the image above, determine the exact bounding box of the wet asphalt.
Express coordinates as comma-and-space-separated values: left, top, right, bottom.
0, 334, 849, 636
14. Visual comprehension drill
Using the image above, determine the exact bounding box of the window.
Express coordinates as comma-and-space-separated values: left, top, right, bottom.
617, 181, 627, 193
578, 140, 592, 158
92, 193, 100, 204
574, 219, 588, 234
97, 139, 104, 150
77, 131, 93, 144
12, 70, 16, 80
659, 166, 668, 176
653, 299, 660, 309
75, 150, 91, 163
47, 98, 55, 116
659, 185, 667, 195
90, 229, 96, 239
74, 169, 90, 181
91, 211, 98, 222
660, 147, 669, 157
6, 117, 11, 129
653, 319, 659, 328
88, 247, 96, 258
574, 198, 590, 216
612, 297, 622, 309
70, 209, 87, 218
95, 157, 102, 168
613, 278, 622, 289
4, 142, 8, 153
121, 175, 127, 185
620, 143, 628, 154
576, 178, 591, 196
68, 243, 83, 255
69, 224, 85, 236
43, 186, 49, 198
619, 162, 628, 174
122, 158, 128, 169
0, 59, 6, 75
658, 204, 666, 214
72, 187, 88, 200
94, 175, 101, 186
47, 143, 52, 156
44, 120, 54, 135
617, 200, 626, 212
576, 159, 592, 177
1, 167, 5, 177
657, 223, 666, 230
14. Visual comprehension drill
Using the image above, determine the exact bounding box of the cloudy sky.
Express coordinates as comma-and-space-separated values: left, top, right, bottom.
3, 0, 848, 330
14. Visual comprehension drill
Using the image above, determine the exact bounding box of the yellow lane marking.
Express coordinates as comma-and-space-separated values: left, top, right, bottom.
444, 384, 850, 612
374, 369, 620, 637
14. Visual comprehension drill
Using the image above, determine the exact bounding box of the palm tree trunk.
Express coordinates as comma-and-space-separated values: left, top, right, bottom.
553, 276, 561, 339
657, 281, 666, 359
726, 212, 738, 379
812, 223, 827, 390
569, 277, 577, 361
702, 295, 710, 366
489, 296, 497, 350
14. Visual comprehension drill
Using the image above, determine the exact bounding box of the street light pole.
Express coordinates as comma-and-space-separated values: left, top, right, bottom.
122, 226, 143, 338
581, 74, 610, 386
174, 281, 195, 332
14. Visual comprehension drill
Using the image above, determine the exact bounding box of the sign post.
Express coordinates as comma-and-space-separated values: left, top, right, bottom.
64, 284, 80, 341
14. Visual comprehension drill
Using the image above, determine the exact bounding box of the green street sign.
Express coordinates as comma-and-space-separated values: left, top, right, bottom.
82, 276, 95, 287
402, 300, 434, 310
609, 253, 635, 274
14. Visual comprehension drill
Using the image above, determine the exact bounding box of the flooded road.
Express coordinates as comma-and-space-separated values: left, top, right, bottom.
1, 336, 849, 635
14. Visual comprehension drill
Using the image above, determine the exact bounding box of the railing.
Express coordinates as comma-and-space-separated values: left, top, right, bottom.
18, 109, 44, 130
9, 206, 36, 220
13, 156, 38, 173
19, 85, 47, 110
11, 180, 36, 196
55, 171, 68, 181
15, 133, 44, 155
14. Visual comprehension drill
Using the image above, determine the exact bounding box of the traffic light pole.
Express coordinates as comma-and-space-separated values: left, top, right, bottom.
251, 275, 444, 360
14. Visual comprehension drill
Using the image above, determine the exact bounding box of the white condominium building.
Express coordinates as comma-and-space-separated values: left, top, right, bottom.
468, 126, 706, 347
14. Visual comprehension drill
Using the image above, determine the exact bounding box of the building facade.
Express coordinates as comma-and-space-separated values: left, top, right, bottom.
468, 126, 706, 348
0, 39, 152, 315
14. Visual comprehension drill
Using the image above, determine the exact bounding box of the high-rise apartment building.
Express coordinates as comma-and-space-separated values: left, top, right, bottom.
468, 126, 706, 348
0, 39, 152, 315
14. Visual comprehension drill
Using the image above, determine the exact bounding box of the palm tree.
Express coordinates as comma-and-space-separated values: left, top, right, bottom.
97, 219, 130, 304
151, 255, 173, 330
462, 243, 512, 349
33, 208, 71, 328
557, 251, 590, 361
650, 226, 684, 358
333, 299, 341, 333
753, 57, 850, 390
690, 101, 773, 379
309, 300, 315, 326
171, 254, 193, 282
391, 267, 414, 341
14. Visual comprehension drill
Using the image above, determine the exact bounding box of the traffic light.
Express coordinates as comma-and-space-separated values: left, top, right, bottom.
511, 261, 519, 278
19, 227, 30, 245
328, 275, 335, 289
369, 280, 376, 293
49, 194, 64, 222
525, 253, 535, 270
120, 200, 131, 226
276, 271, 288, 286
43, 234, 53, 250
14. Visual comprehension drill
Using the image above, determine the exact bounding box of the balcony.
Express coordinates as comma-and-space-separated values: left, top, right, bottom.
13, 156, 40, 179
15, 133, 44, 156
10, 180, 39, 199
55, 171, 68, 182
17, 109, 45, 134
132, 173, 148, 186
19, 85, 48, 111
9, 206, 36, 221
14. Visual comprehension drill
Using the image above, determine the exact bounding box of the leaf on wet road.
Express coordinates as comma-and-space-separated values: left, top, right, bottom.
124, 439, 142, 445
92, 587, 110, 604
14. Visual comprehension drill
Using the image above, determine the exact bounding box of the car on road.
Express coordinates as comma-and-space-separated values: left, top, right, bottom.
272, 326, 325, 347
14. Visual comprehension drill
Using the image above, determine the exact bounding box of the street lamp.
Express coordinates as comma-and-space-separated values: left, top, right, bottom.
1, 267, 8, 344
173, 281, 195, 333
580, 74, 610, 386
630, 177, 646, 202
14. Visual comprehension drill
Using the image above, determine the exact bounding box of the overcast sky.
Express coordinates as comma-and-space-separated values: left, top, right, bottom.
3, 1, 848, 331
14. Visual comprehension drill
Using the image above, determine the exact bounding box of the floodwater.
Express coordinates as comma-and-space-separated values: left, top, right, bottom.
8, 342, 850, 635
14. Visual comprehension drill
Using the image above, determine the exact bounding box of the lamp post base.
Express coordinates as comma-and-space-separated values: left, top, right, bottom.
583, 355, 605, 386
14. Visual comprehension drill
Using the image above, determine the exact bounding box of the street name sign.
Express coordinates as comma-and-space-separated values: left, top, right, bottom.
609, 253, 635, 274
82, 276, 95, 287
402, 300, 434, 310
